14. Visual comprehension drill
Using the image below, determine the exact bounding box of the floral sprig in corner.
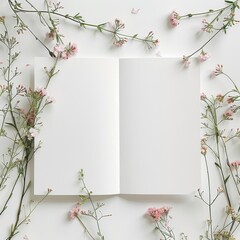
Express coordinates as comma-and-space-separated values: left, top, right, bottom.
169, 0, 239, 65
69, 169, 111, 240
147, 65, 240, 240
0, 16, 60, 240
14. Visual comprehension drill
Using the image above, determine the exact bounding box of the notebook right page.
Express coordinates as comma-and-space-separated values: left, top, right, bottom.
119, 58, 200, 194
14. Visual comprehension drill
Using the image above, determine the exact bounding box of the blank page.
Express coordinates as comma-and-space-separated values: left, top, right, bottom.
119, 58, 200, 194
34, 58, 119, 195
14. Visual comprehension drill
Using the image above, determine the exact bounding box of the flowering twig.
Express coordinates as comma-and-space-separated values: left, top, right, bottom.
169, 0, 239, 63
147, 207, 175, 240
69, 169, 111, 240
7, 0, 159, 52
0, 17, 59, 239
199, 65, 240, 240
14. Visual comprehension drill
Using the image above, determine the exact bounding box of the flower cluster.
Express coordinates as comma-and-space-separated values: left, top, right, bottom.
216, 94, 224, 103
230, 160, 240, 168
198, 50, 209, 62
69, 204, 81, 220
201, 19, 213, 33
144, 31, 160, 49
169, 11, 180, 27
147, 206, 175, 239
223, 108, 234, 120
200, 92, 207, 101
53, 42, 78, 59
169, 1, 240, 60
147, 206, 171, 221
211, 64, 223, 78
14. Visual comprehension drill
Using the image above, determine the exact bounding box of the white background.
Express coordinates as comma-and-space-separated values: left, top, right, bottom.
1, 0, 240, 239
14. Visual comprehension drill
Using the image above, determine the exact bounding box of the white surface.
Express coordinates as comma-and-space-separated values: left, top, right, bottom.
1, 0, 240, 239
35, 58, 200, 195
119, 58, 200, 194
34, 58, 120, 195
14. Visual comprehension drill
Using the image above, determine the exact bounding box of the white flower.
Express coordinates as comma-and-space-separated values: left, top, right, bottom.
36, 86, 47, 96
46, 96, 56, 103
28, 128, 38, 140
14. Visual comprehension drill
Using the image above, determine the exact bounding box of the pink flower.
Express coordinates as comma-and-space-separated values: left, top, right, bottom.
114, 18, 125, 29
69, 204, 80, 220
113, 39, 127, 47
227, 97, 235, 104
200, 92, 206, 100
216, 94, 224, 102
53, 44, 64, 54
169, 11, 180, 27
46, 29, 57, 40
36, 87, 47, 97
53, 42, 78, 60
147, 207, 171, 221
26, 110, 35, 127
201, 19, 213, 33
230, 160, 240, 168
16, 85, 27, 96
201, 145, 207, 155
211, 64, 223, 78
62, 42, 78, 59
223, 109, 234, 120
153, 39, 160, 46
182, 55, 190, 67
198, 50, 209, 62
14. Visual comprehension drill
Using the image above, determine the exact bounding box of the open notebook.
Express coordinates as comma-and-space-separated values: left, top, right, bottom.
34, 57, 200, 195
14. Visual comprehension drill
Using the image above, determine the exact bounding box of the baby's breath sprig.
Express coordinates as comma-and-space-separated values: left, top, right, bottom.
169, 0, 239, 62
0, 17, 59, 240
69, 169, 111, 240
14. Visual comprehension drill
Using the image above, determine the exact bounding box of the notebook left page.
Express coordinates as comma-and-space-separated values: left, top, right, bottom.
34, 58, 120, 195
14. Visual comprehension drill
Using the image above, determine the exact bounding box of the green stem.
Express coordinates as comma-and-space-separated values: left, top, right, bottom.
207, 101, 232, 207
6, 156, 30, 240
156, 221, 168, 240
35, 57, 59, 116
0, 135, 18, 190
76, 215, 96, 240
9, 2, 156, 44
204, 155, 213, 240
8, 0, 54, 56
0, 173, 20, 215
222, 72, 240, 93
186, 24, 227, 59
221, 137, 240, 195
82, 179, 102, 237
180, 3, 234, 18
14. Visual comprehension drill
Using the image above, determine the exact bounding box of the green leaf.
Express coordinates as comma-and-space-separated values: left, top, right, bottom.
224, 175, 230, 184
132, 34, 138, 38
5, 122, 16, 129
214, 162, 221, 169
98, 22, 108, 27
225, 0, 234, 3
97, 26, 102, 32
